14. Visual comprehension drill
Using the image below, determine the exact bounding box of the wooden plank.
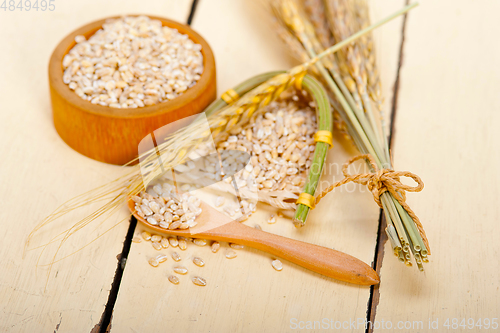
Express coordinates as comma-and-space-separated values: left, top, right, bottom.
110, 0, 405, 331
372, 1, 500, 332
0, 2, 192, 332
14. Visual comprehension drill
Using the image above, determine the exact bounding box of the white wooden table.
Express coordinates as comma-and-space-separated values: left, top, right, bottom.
0, 0, 498, 332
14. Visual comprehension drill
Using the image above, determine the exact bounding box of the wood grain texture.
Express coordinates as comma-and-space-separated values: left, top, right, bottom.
110, 0, 404, 332
50, 15, 216, 165
372, 1, 500, 332
0, 2, 192, 332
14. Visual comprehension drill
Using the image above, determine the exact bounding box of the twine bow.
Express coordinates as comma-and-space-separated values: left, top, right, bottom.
315, 154, 429, 252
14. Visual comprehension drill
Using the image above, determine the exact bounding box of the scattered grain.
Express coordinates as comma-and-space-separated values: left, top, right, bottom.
148, 258, 159, 267
192, 257, 205, 267
161, 237, 169, 249
225, 249, 237, 259
272, 259, 283, 271
171, 252, 182, 262
192, 276, 207, 286
215, 196, 225, 207
193, 239, 207, 246
211, 241, 220, 253
168, 237, 179, 247
178, 238, 187, 250
173, 266, 188, 275
168, 275, 180, 285
156, 254, 168, 263
141, 231, 151, 241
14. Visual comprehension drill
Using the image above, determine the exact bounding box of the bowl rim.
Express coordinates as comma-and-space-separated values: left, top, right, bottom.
48, 14, 215, 119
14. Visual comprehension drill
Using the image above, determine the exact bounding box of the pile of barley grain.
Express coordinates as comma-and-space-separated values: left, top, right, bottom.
132, 182, 202, 230
62, 15, 203, 108
216, 97, 317, 195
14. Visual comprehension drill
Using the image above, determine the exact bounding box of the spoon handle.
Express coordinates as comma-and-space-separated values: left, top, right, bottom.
206, 221, 379, 285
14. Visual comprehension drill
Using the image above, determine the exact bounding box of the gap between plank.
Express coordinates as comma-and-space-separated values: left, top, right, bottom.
92, 5, 201, 332
365, 1, 410, 332
93, 217, 137, 333
187, 0, 200, 25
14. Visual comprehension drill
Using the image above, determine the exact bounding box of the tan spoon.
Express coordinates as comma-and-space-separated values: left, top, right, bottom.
128, 199, 379, 285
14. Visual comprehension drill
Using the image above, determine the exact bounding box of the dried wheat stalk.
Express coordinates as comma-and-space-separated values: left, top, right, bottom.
270, 0, 428, 270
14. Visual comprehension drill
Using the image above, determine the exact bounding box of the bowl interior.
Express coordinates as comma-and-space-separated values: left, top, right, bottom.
52, 15, 215, 119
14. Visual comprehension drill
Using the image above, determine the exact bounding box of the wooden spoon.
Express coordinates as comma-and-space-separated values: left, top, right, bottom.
128, 199, 379, 285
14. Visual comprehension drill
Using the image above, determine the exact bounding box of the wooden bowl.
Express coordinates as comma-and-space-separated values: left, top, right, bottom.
48, 15, 216, 165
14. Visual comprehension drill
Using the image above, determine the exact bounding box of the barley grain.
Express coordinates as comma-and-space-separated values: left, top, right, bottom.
140, 204, 153, 216
178, 238, 187, 250
223, 206, 236, 217
179, 222, 190, 230
169, 237, 179, 247
272, 259, 283, 271
171, 252, 181, 262
148, 258, 159, 267
192, 257, 205, 267
141, 231, 151, 241
156, 254, 168, 263
225, 249, 237, 259
230, 243, 244, 250
160, 237, 169, 249
168, 275, 180, 285
215, 196, 225, 207
63, 16, 203, 108
211, 241, 220, 253
192, 276, 207, 286
173, 266, 188, 275
193, 239, 207, 246
169, 221, 182, 230
149, 201, 160, 214
146, 217, 158, 226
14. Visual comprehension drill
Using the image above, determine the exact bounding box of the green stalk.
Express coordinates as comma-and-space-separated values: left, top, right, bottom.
320, 3, 428, 268
393, 200, 427, 252
293, 74, 332, 226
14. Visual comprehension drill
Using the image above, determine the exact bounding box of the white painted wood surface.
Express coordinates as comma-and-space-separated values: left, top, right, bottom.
373, 1, 500, 332
110, 0, 404, 332
0, 2, 192, 332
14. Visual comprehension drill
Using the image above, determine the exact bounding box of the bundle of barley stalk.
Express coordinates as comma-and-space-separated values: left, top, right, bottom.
269, 0, 429, 270
26, 4, 418, 281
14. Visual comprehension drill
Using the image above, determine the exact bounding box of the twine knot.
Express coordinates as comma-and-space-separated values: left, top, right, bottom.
336, 155, 424, 209
314, 154, 429, 252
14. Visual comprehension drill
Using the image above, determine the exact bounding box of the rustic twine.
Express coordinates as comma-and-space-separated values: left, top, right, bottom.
314, 154, 429, 253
